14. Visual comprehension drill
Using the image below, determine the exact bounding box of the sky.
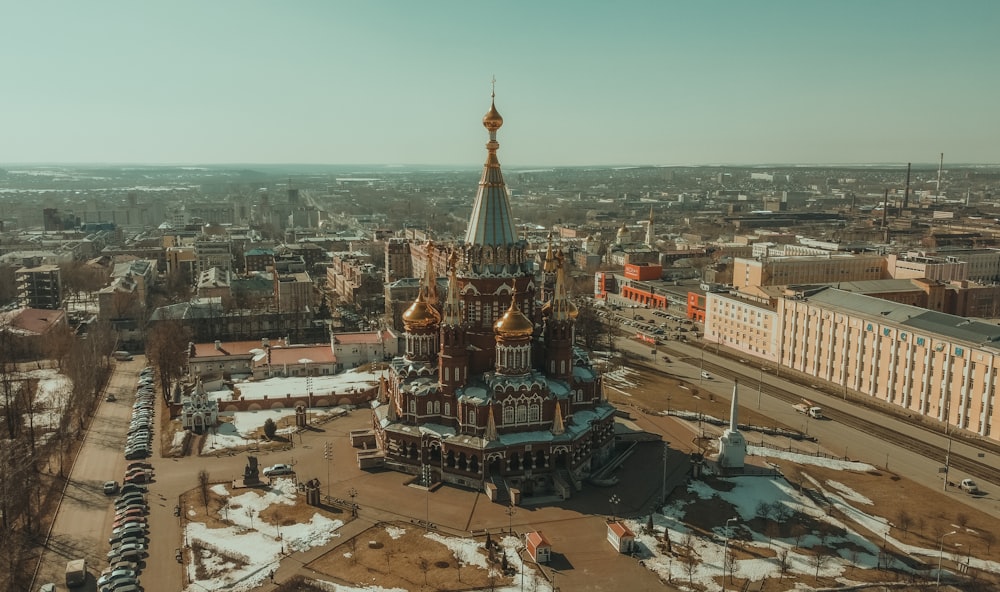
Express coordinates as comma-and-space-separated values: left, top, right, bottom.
2, 1, 999, 167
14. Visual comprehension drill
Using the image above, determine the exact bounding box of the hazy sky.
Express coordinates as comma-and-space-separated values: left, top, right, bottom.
3, 1, 998, 167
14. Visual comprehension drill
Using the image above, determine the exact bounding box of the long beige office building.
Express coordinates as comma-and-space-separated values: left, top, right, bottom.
706, 286, 1000, 441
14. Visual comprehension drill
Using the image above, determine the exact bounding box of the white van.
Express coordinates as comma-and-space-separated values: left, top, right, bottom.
700, 371, 711, 379
112, 351, 133, 361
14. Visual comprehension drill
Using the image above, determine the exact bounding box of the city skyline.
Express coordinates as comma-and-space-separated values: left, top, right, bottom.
3, 1, 999, 167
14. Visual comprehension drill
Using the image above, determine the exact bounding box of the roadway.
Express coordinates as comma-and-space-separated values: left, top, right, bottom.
610, 331, 1000, 521
34, 357, 147, 590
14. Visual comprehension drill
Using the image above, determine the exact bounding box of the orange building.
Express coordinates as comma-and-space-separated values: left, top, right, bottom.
525, 531, 552, 563
624, 263, 662, 281
703, 285, 1000, 441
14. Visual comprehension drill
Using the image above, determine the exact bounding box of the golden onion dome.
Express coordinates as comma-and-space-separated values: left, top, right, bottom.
539, 299, 579, 320
494, 297, 534, 338
483, 99, 503, 132
402, 292, 440, 329
617, 222, 629, 237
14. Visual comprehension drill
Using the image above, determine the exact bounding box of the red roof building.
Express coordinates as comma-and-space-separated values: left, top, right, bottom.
607, 521, 636, 554
525, 531, 552, 564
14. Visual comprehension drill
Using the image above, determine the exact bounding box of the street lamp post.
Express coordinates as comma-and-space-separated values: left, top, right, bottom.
323, 441, 332, 501
348, 487, 358, 518
609, 494, 621, 521
937, 530, 957, 588
506, 502, 516, 535
757, 367, 764, 408
722, 517, 738, 591
423, 463, 431, 528
661, 441, 669, 506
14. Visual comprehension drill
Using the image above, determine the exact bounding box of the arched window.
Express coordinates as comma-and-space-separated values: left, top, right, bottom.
528, 403, 540, 422
409, 399, 416, 413
516, 404, 527, 424
433, 401, 440, 414
443, 402, 451, 417
468, 409, 476, 424
503, 406, 514, 425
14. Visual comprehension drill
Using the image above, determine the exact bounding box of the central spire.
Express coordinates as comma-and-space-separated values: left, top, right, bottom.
464, 84, 517, 247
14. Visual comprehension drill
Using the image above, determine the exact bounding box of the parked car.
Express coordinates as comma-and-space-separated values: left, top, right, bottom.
107, 544, 147, 562
262, 463, 293, 477
111, 515, 146, 528
110, 524, 147, 538
125, 448, 150, 460
96, 569, 137, 589
119, 483, 147, 495
109, 534, 148, 549
103, 481, 120, 495
114, 508, 147, 521
124, 473, 151, 485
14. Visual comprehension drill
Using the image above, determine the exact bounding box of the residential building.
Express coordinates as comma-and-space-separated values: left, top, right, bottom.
16, 264, 62, 310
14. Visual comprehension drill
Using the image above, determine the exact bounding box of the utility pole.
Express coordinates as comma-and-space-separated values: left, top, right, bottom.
943, 434, 952, 491
757, 366, 763, 408
323, 441, 332, 500
661, 441, 669, 505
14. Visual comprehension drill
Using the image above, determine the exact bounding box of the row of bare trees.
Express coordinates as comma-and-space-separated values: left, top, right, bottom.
0, 318, 116, 592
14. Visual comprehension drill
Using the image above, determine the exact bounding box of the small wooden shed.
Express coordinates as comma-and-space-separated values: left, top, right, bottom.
607, 521, 636, 553
525, 531, 552, 564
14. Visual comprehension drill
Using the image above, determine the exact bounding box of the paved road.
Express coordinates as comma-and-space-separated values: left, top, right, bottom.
628, 336, 1000, 521
34, 357, 145, 590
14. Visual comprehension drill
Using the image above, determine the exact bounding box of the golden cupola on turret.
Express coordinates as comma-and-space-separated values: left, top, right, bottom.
402, 292, 440, 331
494, 294, 534, 339
483, 97, 503, 132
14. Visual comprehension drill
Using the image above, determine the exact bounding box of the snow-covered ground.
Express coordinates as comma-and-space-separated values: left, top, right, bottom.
625, 448, 1000, 590
183, 477, 344, 592
179, 445, 1000, 592
231, 370, 379, 401
21, 368, 73, 431
200, 406, 352, 455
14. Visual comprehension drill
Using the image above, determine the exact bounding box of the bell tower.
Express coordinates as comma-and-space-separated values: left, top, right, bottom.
439, 250, 468, 394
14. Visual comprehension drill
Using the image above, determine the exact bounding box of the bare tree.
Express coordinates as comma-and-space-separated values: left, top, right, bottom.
896, 510, 912, 539
776, 548, 790, 582
981, 531, 995, 553
811, 552, 831, 582
146, 319, 192, 401
198, 469, 210, 511
724, 543, 738, 584
681, 531, 698, 584
955, 512, 969, 530
419, 557, 429, 585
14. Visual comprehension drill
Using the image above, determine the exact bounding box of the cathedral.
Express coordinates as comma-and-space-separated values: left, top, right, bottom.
370, 93, 617, 502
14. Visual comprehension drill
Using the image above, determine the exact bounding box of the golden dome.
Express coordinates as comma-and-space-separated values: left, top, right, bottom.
540, 299, 579, 320
402, 292, 440, 329
483, 99, 503, 132
494, 296, 533, 338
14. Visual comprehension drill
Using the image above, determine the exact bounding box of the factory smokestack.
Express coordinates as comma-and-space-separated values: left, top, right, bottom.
903, 163, 911, 209
937, 153, 944, 203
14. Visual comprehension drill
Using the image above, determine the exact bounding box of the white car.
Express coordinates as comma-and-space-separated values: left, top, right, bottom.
960, 479, 980, 494
262, 463, 293, 477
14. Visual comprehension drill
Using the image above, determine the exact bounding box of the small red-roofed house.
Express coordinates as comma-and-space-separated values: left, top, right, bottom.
607, 521, 635, 553
525, 531, 551, 564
